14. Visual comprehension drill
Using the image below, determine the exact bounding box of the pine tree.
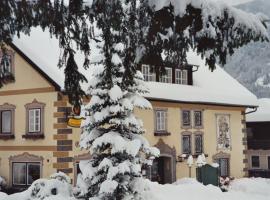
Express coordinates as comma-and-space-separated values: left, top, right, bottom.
78, 1, 159, 199
0, 1, 269, 199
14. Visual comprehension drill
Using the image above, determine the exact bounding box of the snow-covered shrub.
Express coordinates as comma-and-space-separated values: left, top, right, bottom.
50, 172, 71, 184
0, 176, 6, 191
7, 178, 75, 200
219, 177, 234, 192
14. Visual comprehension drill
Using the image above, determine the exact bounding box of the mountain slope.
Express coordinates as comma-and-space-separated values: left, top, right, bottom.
224, 0, 270, 98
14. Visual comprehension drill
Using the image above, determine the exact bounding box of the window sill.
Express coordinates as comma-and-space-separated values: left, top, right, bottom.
22, 134, 45, 139
2, 74, 15, 83
154, 131, 171, 136
194, 126, 203, 129
0, 134, 15, 140
181, 125, 192, 129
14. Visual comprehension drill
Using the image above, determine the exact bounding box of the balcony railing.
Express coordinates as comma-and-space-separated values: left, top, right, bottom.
247, 139, 270, 150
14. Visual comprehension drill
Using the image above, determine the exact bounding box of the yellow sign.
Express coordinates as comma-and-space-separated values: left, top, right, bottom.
67, 117, 84, 128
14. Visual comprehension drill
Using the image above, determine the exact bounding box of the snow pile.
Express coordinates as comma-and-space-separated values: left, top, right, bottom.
3, 178, 75, 200
229, 177, 270, 196
140, 178, 270, 200
246, 98, 270, 122
2, 177, 270, 200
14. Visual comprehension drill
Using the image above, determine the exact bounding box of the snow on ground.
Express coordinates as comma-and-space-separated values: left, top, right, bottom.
142, 178, 270, 200
1, 178, 270, 200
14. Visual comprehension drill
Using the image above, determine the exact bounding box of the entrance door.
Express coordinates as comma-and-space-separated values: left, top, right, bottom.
151, 156, 172, 184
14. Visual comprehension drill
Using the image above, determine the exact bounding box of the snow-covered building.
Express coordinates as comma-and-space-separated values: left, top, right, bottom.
0, 29, 259, 189
246, 98, 270, 178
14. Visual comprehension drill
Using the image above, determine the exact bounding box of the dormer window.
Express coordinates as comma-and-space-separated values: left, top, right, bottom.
142, 65, 156, 82
175, 69, 188, 85
160, 67, 172, 83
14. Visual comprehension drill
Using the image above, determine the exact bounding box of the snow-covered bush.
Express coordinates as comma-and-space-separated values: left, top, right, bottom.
0, 176, 6, 191
50, 172, 71, 184
219, 177, 234, 192
7, 178, 75, 200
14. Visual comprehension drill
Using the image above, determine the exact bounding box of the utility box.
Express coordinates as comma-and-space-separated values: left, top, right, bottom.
196, 164, 219, 186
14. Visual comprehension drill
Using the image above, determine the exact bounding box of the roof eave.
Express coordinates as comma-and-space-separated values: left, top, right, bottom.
146, 97, 258, 108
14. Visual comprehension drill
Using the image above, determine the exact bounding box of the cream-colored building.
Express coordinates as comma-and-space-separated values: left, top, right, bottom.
0, 34, 258, 189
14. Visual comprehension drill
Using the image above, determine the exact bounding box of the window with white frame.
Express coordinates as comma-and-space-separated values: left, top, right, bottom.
182, 134, 191, 154
155, 110, 167, 132
25, 99, 45, 135
28, 109, 41, 133
12, 162, 41, 186
194, 134, 203, 154
141, 65, 156, 82
159, 67, 172, 83
175, 69, 188, 85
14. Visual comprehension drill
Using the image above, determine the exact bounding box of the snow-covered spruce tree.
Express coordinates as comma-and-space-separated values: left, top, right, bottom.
79, 1, 159, 199
0, 0, 269, 199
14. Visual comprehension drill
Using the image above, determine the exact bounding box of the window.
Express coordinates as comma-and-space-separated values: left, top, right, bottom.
12, 162, 41, 186
251, 156, 260, 168
182, 110, 191, 127
0, 103, 15, 137
160, 67, 172, 83
216, 158, 229, 177
142, 65, 156, 82
194, 111, 203, 128
24, 99, 45, 136
182, 135, 191, 154
0, 52, 13, 76
175, 69, 188, 85
1, 110, 12, 134
28, 109, 41, 133
194, 134, 203, 154
155, 110, 167, 132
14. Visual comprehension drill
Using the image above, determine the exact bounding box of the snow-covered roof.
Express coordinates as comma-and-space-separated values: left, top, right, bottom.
145, 51, 258, 107
12, 27, 258, 107
246, 98, 270, 122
